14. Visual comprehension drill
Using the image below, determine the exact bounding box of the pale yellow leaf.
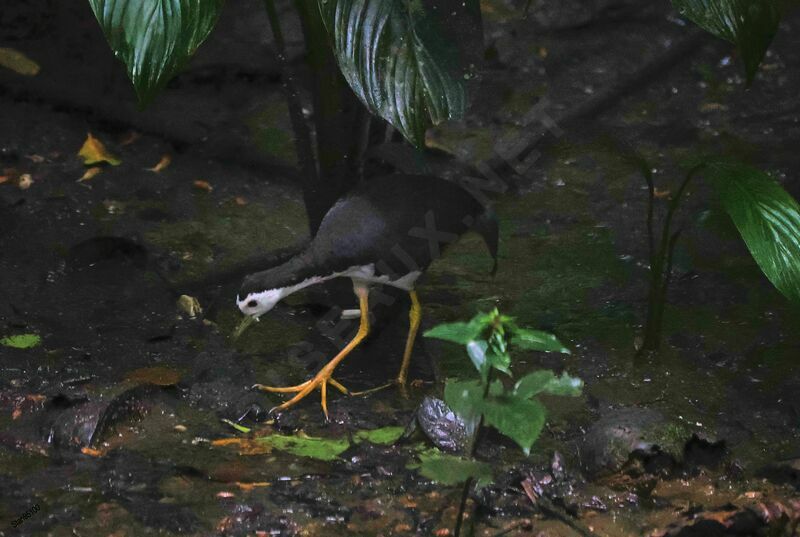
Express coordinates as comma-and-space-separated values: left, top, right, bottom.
78, 133, 121, 166
0, 48, 40, 76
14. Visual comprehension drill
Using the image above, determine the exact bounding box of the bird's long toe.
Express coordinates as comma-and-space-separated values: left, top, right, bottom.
259, 373, 351, 420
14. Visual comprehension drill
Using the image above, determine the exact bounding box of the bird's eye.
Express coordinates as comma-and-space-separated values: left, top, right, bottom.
247, 300, 258, 308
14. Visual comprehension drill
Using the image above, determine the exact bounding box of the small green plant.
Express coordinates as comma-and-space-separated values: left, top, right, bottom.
637, 156, 800, 352
419, 309, 582, 537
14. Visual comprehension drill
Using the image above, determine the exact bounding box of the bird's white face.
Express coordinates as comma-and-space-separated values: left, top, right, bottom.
237, 289, 283, 318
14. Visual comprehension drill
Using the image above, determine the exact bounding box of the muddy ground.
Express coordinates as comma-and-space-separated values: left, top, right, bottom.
1, 1, 799, 536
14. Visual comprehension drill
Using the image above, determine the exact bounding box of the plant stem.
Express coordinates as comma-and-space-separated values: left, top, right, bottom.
292, 1, 366, 233
640, 164, 704, 353
455, 365, 496, 537
454, 476, 473, 537
262, 0, 319, 225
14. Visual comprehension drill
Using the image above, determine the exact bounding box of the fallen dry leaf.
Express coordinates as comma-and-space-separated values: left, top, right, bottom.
78, 167, 103, 182
78, 133, 121, 166
147, 154, 171, 172
10, 394, 46, 420
0, 47, 40, 76
653, 188, 671, 199
211, 437, 272, 456
235, 482, 270, 491
81, 446, 106, 457
0, 175, 8, 185
699, 102, 728, 113
119, 131, 141, 146
234, 196, 247, 206
25, 154, 45, 163
703, 509, 739, 526
125, 366, 182, 386
193, 180, 213, 192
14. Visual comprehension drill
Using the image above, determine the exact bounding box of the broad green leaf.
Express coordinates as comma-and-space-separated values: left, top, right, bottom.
482, 396, 546, 455
510, 328, 570, 354
444, 379, 484, 422
353, 426, 405, 445
672, 0, 784, 83
486, 349, 512, 376
0, 334, 41, 349
466, 340, 488, 378
88, 0, 225, 105
417, 450, 493, 487
260, 434, 350, 461
515, 371, 583, 398
318, 0, 483, 146
424, 319, 484, 345
514, 370, 556, 399
705, 161, 800, 302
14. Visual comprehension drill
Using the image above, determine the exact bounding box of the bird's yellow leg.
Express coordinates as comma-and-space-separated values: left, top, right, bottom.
256, 285, 370, 419
396, 290, 421, 390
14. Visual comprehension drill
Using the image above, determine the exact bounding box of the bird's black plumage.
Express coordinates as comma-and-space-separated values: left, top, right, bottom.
239, 174, 497, 297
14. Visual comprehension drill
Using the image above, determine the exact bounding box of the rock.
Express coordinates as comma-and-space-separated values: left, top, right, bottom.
579, 407, 692, 477
408, 396, 476, 453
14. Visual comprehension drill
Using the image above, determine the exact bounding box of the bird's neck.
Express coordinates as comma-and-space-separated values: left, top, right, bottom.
250, 249, 331, 299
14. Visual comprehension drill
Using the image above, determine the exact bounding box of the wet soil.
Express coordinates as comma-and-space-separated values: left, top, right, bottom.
1, 0, 799, 536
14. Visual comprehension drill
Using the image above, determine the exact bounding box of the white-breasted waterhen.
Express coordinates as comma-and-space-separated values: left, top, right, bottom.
237, 174, 498, 418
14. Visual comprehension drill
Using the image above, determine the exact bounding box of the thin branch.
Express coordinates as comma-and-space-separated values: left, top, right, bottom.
352, 106, 372, 183
661, 228, 683, 303
644, 168, 655, 263
658, 164, 704, 268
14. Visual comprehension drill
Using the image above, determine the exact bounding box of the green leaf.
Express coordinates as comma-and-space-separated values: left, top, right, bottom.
672, 0, 784, 83
515, 371, 583, 398
486, 349, 512, 376
353, 426, 405, 445
424, 318, 484, 345
88, 0, 225, 105
705, 161, 800, 302
318, 0, 483, 146
444, 379, 484, 422
514, 370, 555, 399
220, 419, 252, 433
0, 334, 41, 349
482, 396, 546, 455
510, 328, 570, 354
466, 340, 488, 378
260, 434, 350, 461
417, 450, 493, 487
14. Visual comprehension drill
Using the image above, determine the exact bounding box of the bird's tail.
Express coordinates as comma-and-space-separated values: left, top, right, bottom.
473, 208, 499, 275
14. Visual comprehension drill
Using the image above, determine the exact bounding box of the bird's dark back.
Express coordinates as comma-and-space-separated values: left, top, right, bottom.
309, 175, 488, 276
